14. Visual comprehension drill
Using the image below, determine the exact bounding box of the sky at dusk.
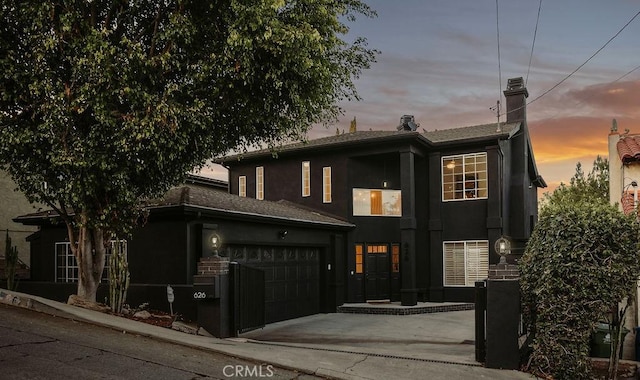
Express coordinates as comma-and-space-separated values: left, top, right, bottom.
202, 0, 640, 196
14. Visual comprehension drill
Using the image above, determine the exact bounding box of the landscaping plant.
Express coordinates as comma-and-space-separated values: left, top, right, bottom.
520, 201, 640, 379
108, 239, 129, 314
4, 229, 19, 291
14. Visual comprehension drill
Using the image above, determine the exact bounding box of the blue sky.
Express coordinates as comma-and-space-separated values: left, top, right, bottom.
204, 1, 640, 194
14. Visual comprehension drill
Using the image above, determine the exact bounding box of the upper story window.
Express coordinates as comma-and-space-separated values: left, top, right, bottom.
323, 167, 332, 203
302, 161, 310, 197
352, 188, 401, 217
442, 152, 487, 201
256, 166, 264, 200
443, 240, 488, 286
238, 176, 246, 197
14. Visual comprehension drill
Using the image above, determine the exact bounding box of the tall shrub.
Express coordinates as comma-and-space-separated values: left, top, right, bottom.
4, 229, 19, 291
520, 201, 640, 379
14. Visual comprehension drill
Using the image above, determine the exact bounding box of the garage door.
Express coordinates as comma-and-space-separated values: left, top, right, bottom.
228, 245, 321, 323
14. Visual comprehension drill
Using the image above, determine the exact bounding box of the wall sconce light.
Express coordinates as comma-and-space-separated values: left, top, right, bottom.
278, 230, 288, 240
382, 181, 389, 188
495, 236, 511, 265
210, 232, 221, 257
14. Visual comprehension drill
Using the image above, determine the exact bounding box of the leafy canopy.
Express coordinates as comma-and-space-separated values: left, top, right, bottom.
0, 0, 378, 237
541, 155, 609, 207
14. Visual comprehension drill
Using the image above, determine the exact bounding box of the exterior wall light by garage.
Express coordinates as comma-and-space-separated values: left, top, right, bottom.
495, 236, 511, 264
278, 230, 288, 240
210, 232, 221, 257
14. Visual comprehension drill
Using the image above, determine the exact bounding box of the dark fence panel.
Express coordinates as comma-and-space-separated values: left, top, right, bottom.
230, 262, 265, 334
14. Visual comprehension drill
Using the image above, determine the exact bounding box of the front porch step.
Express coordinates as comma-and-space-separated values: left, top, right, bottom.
336, 302, 474, 315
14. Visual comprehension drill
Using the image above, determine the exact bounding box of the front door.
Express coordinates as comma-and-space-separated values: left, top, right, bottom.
365, 244, 390, 300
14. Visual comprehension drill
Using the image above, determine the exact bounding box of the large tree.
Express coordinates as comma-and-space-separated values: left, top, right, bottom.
0, 0, 377, 302
541, 155, 609, 206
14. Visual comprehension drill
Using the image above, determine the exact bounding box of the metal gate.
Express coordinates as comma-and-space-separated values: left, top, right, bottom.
230, 262, 265, 334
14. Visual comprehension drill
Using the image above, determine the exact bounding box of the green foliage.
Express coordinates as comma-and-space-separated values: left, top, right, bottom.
0, 0, 377, 300
108, 240, 129, 314
520, 201, 640, 379
542, 156, 609, 207
4, 229, 19, 291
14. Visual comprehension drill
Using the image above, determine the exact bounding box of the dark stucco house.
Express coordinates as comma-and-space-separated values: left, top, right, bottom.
15, 77, 545, 325
219, 77, 546, 305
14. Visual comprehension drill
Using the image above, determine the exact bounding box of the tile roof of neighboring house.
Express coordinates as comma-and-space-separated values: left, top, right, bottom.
152, 184, 353, 228
617, 135, 640, 163
219, 122, 520, 163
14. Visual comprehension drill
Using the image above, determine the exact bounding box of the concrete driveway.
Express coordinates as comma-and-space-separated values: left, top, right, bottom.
240, 310, 479, 365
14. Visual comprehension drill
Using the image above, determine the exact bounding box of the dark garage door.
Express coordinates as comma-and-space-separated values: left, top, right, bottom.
228, 245, 321, 323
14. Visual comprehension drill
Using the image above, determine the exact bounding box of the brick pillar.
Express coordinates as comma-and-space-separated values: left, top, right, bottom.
193, 256, 231, 338
196, 256, 229, 276
488, 262, 519, 280
485, 262, 520, 369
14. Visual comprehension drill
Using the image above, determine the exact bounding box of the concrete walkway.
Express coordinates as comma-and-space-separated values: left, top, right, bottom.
1, 289, 536, 379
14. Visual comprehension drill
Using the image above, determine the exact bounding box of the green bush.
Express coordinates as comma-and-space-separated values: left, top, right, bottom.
520, 201, 640, 379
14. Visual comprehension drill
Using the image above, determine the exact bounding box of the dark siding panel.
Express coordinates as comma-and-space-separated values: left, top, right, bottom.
129, 220, 188, 284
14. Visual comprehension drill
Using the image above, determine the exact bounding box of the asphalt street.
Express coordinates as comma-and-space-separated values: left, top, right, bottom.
0, 303, 321, 380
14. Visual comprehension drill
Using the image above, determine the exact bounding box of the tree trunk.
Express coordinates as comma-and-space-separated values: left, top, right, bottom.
67, 213, 107, 303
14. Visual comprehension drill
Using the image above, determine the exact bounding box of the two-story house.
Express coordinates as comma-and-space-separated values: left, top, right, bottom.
219, 77, 546, 305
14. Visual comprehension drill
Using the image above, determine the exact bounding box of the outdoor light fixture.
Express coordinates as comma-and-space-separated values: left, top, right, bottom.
278, 230, 288, 240
209, 232, 221, 257
495, 236, 511, 265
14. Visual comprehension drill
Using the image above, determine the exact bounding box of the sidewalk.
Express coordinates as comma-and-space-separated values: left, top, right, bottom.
0, 288, 535, 379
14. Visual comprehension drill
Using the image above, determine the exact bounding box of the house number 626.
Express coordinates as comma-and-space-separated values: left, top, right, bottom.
193, 291, 207, 299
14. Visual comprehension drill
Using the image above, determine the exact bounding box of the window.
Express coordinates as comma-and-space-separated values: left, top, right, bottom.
442, 153, 487, 201
355, 244, 363, 274
352, 188, 401, 216
55, 240, 128, 283
238, 176, 246, 197
443, 241, 489, 286
302, 161, 310, 197
392, 244, 400, 273
56, 242, 77, 283
323, 167, 332, 203
256, 166, 264, 200
367, 244, 388, 254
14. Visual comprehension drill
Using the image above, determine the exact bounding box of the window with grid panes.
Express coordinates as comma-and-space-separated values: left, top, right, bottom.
323, 167, 332, 203
442, 153, 487, 201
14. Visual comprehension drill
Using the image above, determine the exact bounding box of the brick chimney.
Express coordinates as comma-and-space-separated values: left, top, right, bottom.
503, 77, 528, 123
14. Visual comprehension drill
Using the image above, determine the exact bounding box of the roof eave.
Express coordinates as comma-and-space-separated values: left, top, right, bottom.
151, 204, 355, 230
219, 132, 432, 165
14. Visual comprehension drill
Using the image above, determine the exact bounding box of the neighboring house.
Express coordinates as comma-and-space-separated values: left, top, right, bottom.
606, 120, 640, 361
15, 174, 352, 323
219, 77, 546, 305
608, 120, 640, 214
0, 169, 40, 277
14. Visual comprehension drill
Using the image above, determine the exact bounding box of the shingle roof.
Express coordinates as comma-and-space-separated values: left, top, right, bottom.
221, 130, 412, 162
424, 122, 520, 143
219, 122, 520, 163
617, 135, 640, 163
153, 184, 353, 228
15, 184, 353, 229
